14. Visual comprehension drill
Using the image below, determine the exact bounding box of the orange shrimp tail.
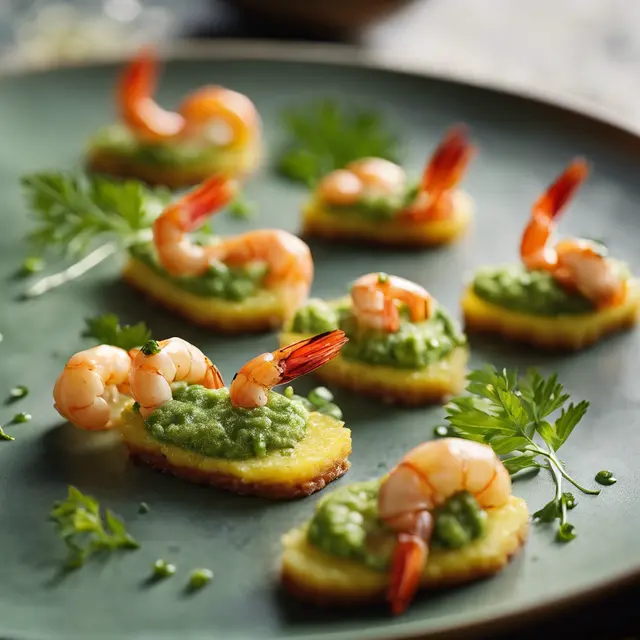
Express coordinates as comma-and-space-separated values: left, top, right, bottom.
118, 46, 185, 140
422, 125, 475, 201
206, 363, 225, 389
532, 158, 590, 222
387, 533, 428, 616
277, 330, 348, 385
180, 175, 238, 231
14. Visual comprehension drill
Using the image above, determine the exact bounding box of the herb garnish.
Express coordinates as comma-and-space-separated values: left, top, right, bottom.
21, 172, 169, 298
284, 385, 343, 420
595, 470, 616, 486
228, 192, 255, 219
83, 313, 152, 351
188, 568, 213, 590
152, 559, 176, 578
7, 385, 29, 403
277, 101, 401, 186
445, 366, 600, 542
50, 486, 139, 570
0, 426, 14, 441
10, 412, 31, 424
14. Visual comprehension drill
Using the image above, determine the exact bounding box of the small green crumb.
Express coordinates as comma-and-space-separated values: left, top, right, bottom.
595, 470, 617, 486
21, 257, 44, 276
8, 385, 29, 403
152, 559, 176, 578
141, 340, 161, 356
11, 412, 31, 424
0, 426, 14, 441
138, 502, 150, 515
189, 568, 213, 589
228, 193, 255, 219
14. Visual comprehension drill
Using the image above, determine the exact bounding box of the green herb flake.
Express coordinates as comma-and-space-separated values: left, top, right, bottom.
7, 385, 29, 403
188, 568, 213, 590
228, 192, 255, 219
152, 559, 176, 578
10, 412, 31, 424
21, 256, 44, 275
84, 313, 151, 351
595, 470, 617, 486
0, 426, 15, 441
377, 272, 389, 284
141, 340, 162, 356
433, 425, 452, 438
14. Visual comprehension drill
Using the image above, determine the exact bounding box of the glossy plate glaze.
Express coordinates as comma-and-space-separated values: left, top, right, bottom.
0, 43, 639, 640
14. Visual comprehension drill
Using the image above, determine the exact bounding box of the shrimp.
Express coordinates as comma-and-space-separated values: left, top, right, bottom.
351, 272, 433, 333
130, 338, 224, 418
118, 47, 259, 147
378, 438, 511, 615
230, 330, 348, 409
53, 345, 133, 431
520, 159, 626, 308
205, 229, 314, 310
401, 126, 475, 222
153, 174, 238, 276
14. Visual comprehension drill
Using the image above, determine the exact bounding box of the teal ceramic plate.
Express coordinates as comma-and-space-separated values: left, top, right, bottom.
1, 42, 639, 640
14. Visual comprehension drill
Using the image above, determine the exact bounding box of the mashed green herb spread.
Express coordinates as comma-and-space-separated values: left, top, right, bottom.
291, 298, 465, 369
129, 242, 267, 300
90, 124, 234, 169
307, 480, 486, 571
472, 260, 630, 316
322, 183, 419, 221
145, 383, 308, 459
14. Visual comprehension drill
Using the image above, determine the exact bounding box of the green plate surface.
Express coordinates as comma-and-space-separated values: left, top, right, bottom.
0, 44, 639, 640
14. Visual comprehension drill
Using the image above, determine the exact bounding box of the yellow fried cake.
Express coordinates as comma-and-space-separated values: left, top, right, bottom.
281, 439, 528, 611
281, 278, 468, 405
301, 127, 475, 247
87, 47, 261, 188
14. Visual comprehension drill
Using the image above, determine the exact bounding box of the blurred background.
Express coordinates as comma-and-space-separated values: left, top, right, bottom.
0, 0, 638, 638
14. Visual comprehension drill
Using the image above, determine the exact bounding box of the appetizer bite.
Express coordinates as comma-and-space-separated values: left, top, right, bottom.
53, 332, 352, 499
281, 272, 467, 405
463, 159, 640, 350
123, 175, 313, 332
301, 126, 475, 247
281, 438, 528, 613
87, 48, 261, 188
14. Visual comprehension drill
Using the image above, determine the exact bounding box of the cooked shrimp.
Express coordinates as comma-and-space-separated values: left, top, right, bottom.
401, 126, 475, 222
378, 438, 511, 615
118, 47, 259, 147
205, 229, 314, 310
230, 330, 348, 408
130, 338, 224, 418
520, 159, 626, 308
53, 345, 133, 431
153, 174, 238, 276
351, 272, 433, 333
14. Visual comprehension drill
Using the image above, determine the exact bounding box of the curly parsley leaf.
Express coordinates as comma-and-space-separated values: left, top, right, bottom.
50, 486, 139, 570
83, 314, 151, 351
445, 365, 601, 542
276, 101, 402, 186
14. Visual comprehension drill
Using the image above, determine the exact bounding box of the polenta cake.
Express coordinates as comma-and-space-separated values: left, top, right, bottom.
53, 332, 352, 499
301, 126, 475, 247
463, 159, 639, 350
281, 438, 528, 613
87, 47, 261, 188
281, 272, 468, 405
123, 175, 314, 333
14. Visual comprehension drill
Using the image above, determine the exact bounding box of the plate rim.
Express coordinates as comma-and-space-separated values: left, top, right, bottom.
2, 38, 639, 640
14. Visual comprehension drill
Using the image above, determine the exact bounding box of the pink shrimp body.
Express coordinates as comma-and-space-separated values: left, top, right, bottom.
53, 345, 132, 431
230, 330, 348, 409
129, 338, 224, 418
520, 159, 626, 308
351, 272, 432, 333
118, 47, 259, 147
378, 438, 511, 615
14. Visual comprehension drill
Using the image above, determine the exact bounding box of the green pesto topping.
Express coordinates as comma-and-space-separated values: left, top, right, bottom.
307, 481, 487, 571
322, 183, 419, 221
144, 383, 309, 460
90, 124, 234, 169
129, 242, 268, 301
471, 261, 631, 317
141, 340, 161, 356
291, 298, 466, 369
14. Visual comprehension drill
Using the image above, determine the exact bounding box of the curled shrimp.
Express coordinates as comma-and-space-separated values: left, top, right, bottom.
153, 175, 238, 277
378, 438, 511, 615
520, 159, 626, 308
351, 272, 433, 333
53, 345, 133, 431
130, 338, 224, 418
315, 127, 474, 222
118, 47, 259, 147
230, 330, 348, 409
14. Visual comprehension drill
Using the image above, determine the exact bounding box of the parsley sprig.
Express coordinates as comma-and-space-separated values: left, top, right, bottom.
445, 366, 600, 542
277, 101, 402, 186
21, 172, 170, 298
50, 486, 139, 570
83, 314, 151, 351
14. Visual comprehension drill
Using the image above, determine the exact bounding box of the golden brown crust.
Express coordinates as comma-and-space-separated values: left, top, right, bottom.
126, 445, 351, 500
